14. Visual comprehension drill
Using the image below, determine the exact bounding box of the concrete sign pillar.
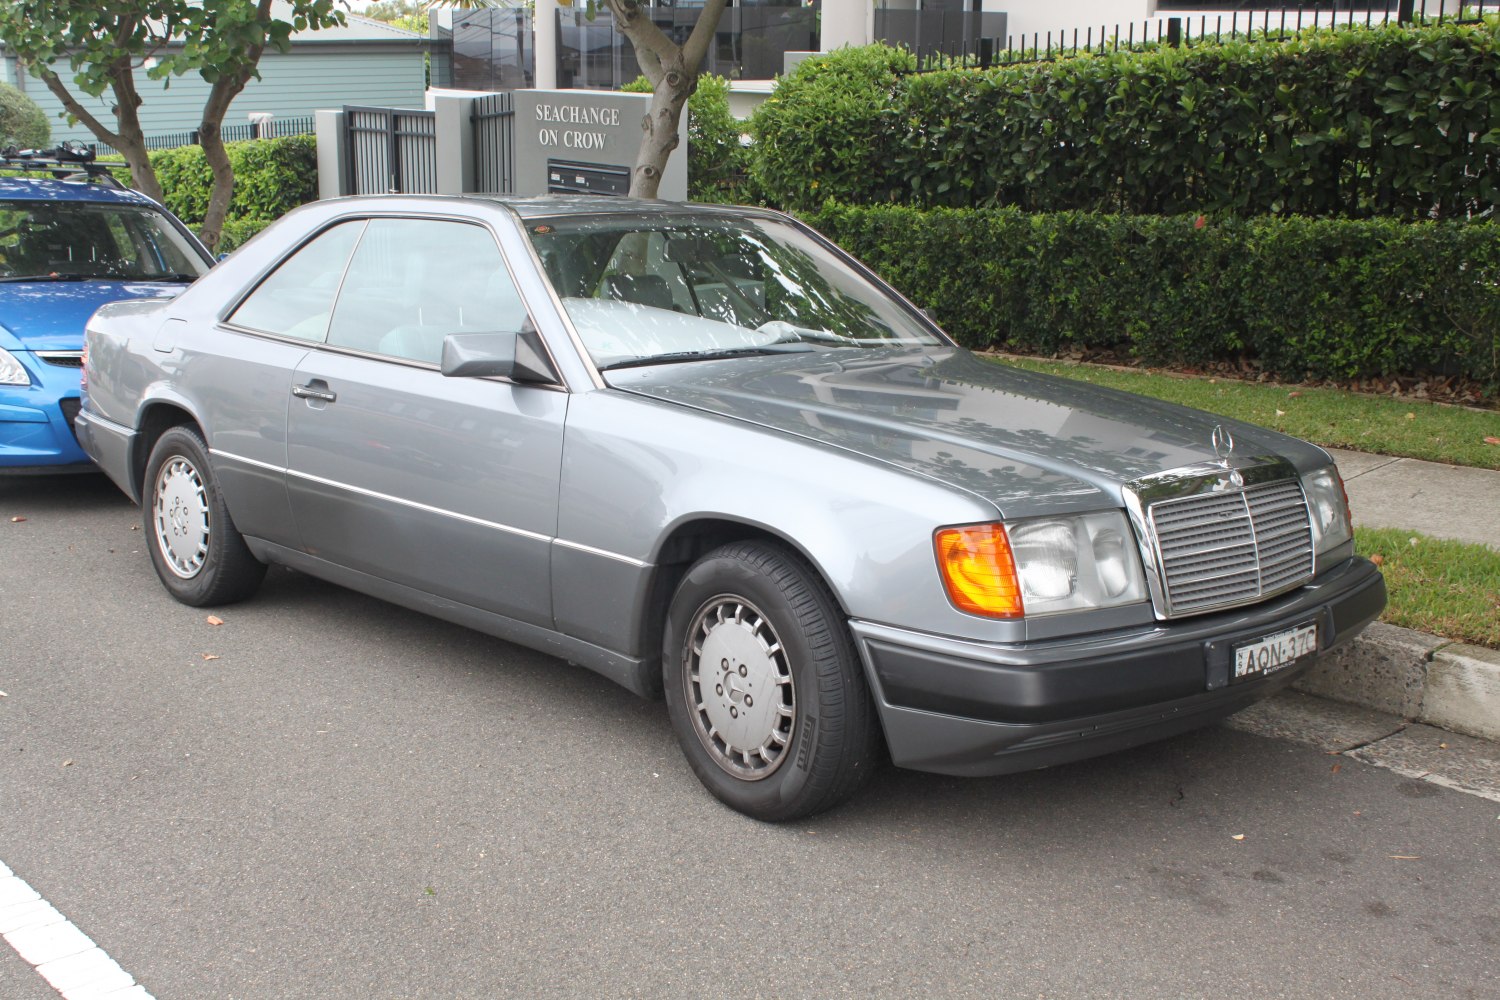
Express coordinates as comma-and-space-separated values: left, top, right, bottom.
512, 89, 687, 201
314, 109, 349, 199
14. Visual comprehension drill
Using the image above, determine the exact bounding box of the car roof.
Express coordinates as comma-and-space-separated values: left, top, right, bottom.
484, 195, 768, 222
0, 174, 161, 206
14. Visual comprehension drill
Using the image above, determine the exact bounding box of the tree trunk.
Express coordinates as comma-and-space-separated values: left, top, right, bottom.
197, 119, 236, 253
605, 0, 729, 200
631, 61, 694, 199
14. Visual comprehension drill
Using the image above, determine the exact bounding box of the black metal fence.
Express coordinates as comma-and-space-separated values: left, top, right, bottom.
87, 116, 316, 158
344, 106, 438, 195
988, 1, 1497, 67
471, 92, 516, 194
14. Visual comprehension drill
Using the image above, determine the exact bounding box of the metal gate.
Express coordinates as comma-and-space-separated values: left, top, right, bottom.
344, 106, 438, 195
471, 93, 516, 195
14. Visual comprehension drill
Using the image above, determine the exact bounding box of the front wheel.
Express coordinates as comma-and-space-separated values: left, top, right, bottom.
663, 541, 881, 822
143, 425, 266, 607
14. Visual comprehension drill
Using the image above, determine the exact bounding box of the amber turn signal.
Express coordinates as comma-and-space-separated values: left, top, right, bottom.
934, 524, 1024, 618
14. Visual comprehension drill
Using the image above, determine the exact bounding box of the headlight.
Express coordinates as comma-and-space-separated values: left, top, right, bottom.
0, 347, 30, 386
935, 512, 1148, 618
1301, 465, 1353, 555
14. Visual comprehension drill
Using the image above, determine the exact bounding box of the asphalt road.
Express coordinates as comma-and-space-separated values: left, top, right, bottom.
2, 473, 1498, 1000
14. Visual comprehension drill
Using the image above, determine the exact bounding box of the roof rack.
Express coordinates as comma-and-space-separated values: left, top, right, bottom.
0, 142, 124, 189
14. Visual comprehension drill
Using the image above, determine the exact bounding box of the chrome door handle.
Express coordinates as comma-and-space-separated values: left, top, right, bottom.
291, 383, 337, 402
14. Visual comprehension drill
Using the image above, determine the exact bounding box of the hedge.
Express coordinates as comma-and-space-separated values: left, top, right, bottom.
807, 204, 1500, 393
749, 45, 915, 209
149, 134, 318, 225
757, 22, 1500, 220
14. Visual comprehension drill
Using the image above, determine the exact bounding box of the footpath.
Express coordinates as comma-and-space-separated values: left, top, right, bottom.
1225, 447, 1500, 800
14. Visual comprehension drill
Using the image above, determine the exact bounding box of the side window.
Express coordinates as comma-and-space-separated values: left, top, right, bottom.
325, 218, 528, 365
227, 221, 364, 341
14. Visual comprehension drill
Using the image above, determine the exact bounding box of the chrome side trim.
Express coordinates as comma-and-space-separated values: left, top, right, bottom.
552, 537, 650, 569
211, 449, 284, 474
287, 468, 553, 543
211, 447, 645, 566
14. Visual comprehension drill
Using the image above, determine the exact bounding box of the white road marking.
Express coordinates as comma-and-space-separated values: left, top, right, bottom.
0, 859, 153, 999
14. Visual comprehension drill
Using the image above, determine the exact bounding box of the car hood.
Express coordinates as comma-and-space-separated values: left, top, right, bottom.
0, 280, 191, 352
608, 348, 1330, 517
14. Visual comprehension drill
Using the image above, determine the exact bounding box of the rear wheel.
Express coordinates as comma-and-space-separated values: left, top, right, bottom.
663, 541, 881, 822
143, 426, 266, 607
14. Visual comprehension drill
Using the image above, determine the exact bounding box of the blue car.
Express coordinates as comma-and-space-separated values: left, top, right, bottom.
0, 154, 213, 473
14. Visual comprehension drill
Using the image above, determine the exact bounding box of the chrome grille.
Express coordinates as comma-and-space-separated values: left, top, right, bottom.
1148, 479, 1314, 616
36, 351, 83, 368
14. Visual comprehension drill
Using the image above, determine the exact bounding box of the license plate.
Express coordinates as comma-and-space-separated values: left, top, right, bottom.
1232, 623, 1318, 682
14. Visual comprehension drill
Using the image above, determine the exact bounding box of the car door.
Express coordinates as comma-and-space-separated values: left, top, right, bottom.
283, 216, 566, 627
207, 219, 366, 548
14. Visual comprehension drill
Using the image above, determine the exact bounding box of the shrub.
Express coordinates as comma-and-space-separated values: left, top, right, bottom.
622, 74, 755, 203
807, 204, 1500, 392
217, 217, 276, 253
150, 134, 317, 225
0, 82, 49, 150
758, 22, 1500, 220
748, 44, 916, 212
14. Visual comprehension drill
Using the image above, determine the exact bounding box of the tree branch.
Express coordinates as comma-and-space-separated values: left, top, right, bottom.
34, 65, 123, 150
601, 0, 676, 83
680, 0, 729, 73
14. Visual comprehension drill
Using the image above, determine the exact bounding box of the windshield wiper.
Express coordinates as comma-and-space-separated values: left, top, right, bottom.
0, 273, 94, 283
600, 343, 816, 371
0, 271, 200, 284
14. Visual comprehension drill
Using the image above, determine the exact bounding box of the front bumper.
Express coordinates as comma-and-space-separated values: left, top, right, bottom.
852, 556, 1386, 776
0, 366, 91, 472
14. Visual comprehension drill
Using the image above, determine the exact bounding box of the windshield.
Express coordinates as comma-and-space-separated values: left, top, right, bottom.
0, 198, 209, 282
526, 213, 944, 369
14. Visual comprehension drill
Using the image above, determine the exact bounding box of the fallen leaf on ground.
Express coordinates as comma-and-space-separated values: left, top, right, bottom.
1231, 834, 1246, 841
1408, 537, 1419, 546
206, 615, 224, 626
62, 759, 73, 767
1404, 412, 1415, 420
1331, 763, 1342, 773
1485, 436, 1500, 446
1275, 409, 1286, 417
1439, 742, 1448, 749
9, 516, 25, 523
1370, 554, 1385, 567
202, 654, 220, 661
1287, 391, 1302, 398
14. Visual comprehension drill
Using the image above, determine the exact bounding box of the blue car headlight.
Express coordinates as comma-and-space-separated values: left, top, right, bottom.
0, 347, 31, 386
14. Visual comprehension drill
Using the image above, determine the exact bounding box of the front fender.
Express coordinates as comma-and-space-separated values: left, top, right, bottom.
554, 389, 1005, 654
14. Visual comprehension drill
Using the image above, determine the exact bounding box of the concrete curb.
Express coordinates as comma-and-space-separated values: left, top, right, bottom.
1294, 624, 1500, 742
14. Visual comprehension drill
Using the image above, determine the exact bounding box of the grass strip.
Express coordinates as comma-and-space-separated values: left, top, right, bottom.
1354, 528, 1500, 649
990, 356, 1500, 471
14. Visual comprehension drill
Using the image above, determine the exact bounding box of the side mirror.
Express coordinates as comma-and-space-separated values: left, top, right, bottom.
439, 323, 558, 384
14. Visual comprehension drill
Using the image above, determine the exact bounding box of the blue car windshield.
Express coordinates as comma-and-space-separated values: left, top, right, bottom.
0, 198, 208, 282
526, 213, 944, 370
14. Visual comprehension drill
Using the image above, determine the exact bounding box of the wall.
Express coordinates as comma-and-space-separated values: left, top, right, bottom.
7, 44, 426, 145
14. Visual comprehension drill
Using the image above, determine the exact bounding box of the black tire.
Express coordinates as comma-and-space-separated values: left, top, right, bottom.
142, 425, 266, 607
663, 541, 882, 822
